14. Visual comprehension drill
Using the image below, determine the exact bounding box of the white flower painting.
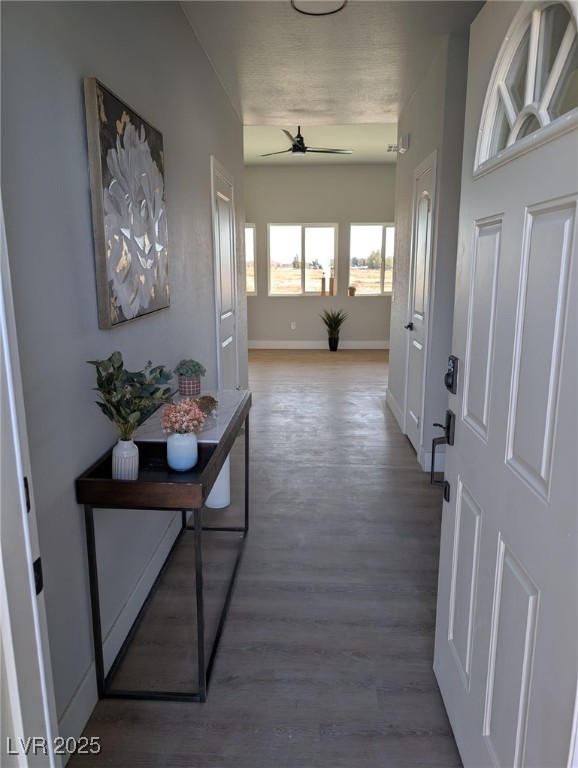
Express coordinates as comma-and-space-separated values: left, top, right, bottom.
84, 79, 170, 328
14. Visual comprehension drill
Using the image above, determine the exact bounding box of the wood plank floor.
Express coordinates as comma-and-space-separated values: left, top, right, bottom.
70, 349, 461, 768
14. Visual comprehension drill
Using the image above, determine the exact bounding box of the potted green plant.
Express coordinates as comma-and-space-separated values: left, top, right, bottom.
348, 285, 357, 296
87, 351, 173, 479
320, 308, 348, 351
174, 358, 206, 396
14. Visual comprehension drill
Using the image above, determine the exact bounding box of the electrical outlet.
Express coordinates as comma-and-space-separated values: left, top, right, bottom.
291, 321, 296, 330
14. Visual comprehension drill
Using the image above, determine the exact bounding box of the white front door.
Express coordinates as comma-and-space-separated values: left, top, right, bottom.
434, 3, 578, 766
0, 194, 59, 766
405, 152, 436, 453
211, 158, 239, 390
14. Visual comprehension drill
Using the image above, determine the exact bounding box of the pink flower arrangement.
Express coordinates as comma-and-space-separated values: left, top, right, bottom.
160, 399, 206, 435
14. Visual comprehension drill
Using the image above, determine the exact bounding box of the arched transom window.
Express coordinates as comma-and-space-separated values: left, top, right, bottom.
477, 2, 578, 170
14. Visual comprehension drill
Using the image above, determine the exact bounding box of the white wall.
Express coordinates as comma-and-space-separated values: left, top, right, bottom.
1, 0, 246, 737
387, 34, 469, 465
245, 165, 395, 347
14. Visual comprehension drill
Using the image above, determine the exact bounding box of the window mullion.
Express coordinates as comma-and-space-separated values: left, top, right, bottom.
498, 82, 518, 126
539, 21, 577, 113
525, 9, 541, 106
380, 227, 386, 293
301, 226, 306, 294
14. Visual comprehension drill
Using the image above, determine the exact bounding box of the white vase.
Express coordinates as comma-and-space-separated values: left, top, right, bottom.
206, 456, 231, 508
167, 433, 198, 472
112, 439, 139, 480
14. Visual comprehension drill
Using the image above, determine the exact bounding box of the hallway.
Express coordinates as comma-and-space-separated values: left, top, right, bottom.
71, 350, 460, 767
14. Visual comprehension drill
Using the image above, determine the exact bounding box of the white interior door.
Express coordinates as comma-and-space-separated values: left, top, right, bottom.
211, 157, 239, 391
405, 152, 436, 452
434, 4, 578, 766
0, 194, 59, 766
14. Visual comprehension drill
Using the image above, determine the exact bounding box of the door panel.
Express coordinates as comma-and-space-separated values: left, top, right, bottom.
211, 158, 238, 390
405, 154, 436, 453
413, 193, 429, 319
506, 200, 575, 498
434, 4, 577, 766
448, 479, 482, 690
483, 537, 539, 768
436, 140, 577, 768
217, 193, 234, 313
407, 338, 423, 434
463, 218, 501, 442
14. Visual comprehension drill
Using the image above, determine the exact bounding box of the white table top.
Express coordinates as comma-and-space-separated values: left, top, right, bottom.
134, 389, 249, 445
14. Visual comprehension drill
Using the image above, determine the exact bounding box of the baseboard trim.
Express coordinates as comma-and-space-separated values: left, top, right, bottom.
57, 513, 182, 749
385, 387, 405, 432
102, 512, 182, 672
249, 340, 389, 350
419, 446, 446, 473
57, 663, 97, 765
385, 392, 446, 474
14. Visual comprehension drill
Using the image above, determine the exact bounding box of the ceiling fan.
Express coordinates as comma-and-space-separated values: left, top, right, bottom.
260, 126, 353, 157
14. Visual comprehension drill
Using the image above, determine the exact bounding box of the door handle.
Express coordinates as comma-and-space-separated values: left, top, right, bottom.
433, 410, 455, 446
404, 322, 414, 330
431, 410, 456, 502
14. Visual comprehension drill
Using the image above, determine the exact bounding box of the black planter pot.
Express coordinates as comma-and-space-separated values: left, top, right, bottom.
328, 337, 339, 352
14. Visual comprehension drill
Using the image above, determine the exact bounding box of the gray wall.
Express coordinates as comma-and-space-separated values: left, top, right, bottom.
245, 165, 395, 347
1, 1, 246, 736
387, 34, 469, 466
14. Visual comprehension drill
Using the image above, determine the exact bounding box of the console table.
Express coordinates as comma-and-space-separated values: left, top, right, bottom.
75, 389, 251, 703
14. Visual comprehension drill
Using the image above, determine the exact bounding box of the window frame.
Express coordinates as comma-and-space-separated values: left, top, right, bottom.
476, 1, 578, 176
244, 223, 257, 295
348, 222, 395, 296
267, 223, 338, 297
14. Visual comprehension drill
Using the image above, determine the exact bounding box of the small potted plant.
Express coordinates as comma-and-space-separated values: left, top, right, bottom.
174, 358, 206, 396
348, 285, 357, 296
160, 399, 206, 471
87, 351, 173, 479
320, 308, 348, 352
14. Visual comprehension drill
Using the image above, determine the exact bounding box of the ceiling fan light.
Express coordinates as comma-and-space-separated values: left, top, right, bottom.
291, 1, 347, 17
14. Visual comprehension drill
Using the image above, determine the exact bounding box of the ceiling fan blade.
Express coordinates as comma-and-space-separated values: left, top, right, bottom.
263, 128, 353, 157
306, 148, 353, 154
260, 148, 293, 157
282, 129, 297, 146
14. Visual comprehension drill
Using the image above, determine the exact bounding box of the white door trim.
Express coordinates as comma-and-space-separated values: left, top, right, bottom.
403, 149, 437, 443
0, 190, 60, 766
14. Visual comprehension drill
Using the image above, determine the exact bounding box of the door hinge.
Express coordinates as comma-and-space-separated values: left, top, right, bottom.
24, 476, 31, 512
33, 557, 43, 596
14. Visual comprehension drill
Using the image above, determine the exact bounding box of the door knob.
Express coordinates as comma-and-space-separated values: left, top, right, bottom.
404, 322, 414, 330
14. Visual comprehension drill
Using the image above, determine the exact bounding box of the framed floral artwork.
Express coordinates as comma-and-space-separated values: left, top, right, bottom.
84, 78, 170, 329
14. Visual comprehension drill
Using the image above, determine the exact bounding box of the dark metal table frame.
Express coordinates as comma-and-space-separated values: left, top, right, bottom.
76, 393, 251, 703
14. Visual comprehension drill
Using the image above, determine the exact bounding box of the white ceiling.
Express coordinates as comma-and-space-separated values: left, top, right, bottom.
182, 0, 483, 163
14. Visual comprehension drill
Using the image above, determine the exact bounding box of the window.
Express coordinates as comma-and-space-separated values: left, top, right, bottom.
478, 2, 578, 168
245, 224, 256, 294
349, 224, 395, 295
268, 224, 337, 295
